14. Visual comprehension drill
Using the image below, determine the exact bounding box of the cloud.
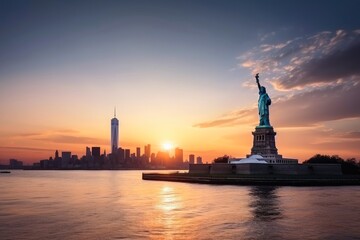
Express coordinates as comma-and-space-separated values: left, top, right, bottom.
17, 132, 43, 137
193, 109, 256, 128
11, 129, 107, 146
239, 29, 360, 90
193, 117, 239, 128
338, 131, 360, 139
33, 135, 108, 145
259, 31, 276, 42
310, 140, 360, 153
0, 146, 54, 152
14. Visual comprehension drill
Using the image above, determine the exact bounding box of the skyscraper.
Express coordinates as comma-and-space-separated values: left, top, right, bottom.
196, 156, 203, 164
92, 147, 101, 158
86, 147, 91, 157
144, 144, 151, 160
136, 147, 141, 158
189, 154, 195, 164
111, 108, 119, 154
175, 148, 183, 165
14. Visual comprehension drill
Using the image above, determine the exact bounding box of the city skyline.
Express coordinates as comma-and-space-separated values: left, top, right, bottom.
1, 107, 202, 168
1, 0, 360, 164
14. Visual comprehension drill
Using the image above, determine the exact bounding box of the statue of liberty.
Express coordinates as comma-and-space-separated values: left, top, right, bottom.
255, 73, 271, 127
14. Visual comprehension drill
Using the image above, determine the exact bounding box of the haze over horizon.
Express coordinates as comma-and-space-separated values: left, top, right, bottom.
1, 0, 360, 164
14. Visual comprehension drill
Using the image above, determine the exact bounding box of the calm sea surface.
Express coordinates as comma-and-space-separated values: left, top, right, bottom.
1, 170, 360, 240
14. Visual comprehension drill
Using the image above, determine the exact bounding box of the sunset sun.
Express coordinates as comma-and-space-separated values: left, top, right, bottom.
162, 142, 173, 151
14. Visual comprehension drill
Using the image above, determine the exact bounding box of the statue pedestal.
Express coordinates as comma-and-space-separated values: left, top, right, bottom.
250, 126, 278, 155
247, 126, 298, 164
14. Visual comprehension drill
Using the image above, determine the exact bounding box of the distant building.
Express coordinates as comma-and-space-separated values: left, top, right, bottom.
54, 150, 61, 168
86, 147, 91, 157
40, 159, 49, 169
189, 154, 195, 164
150, 153, 156, 163
175, 148, 184, 165
125, 149, 130, 160
136, 147, 141, 158
196, 156, 203, 164
117, 147, 125, 162
155, 151, 170, 166
144, 144, 151, 158
9, 159, 23, 169
111, 108, 119, 154
62, 151, 71, 168
92, 147, 101, 158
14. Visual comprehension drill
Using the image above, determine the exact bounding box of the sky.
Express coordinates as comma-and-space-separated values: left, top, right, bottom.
1, 0, 360, 164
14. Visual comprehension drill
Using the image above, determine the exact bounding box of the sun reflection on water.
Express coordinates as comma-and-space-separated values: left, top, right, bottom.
159, 186, 179, 212
154, 186, 184, 239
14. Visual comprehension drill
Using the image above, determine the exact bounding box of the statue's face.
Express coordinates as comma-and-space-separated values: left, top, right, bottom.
260, 86, 266, 94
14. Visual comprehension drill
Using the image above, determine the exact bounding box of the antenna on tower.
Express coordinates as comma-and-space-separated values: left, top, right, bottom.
114, 107, 116, 118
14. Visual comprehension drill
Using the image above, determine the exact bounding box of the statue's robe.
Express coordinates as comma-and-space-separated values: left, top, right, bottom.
258, 93, 271, 126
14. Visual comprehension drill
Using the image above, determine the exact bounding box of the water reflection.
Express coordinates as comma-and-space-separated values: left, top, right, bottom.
245, 186, 283, 240
155, 186, 184, 239
159, 186, 179, 212
249, 186, 282, 221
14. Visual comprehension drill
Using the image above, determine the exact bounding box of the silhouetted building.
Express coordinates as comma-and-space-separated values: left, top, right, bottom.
175, 148, 183, 165
54, 150, 61, 168
154, 151, 170, 166
136, 147, 141, 158
125, 149, 130, 160
189, 154, 195, 164
144, 144, 151, 158
9, 159, 23, 169
92, 147, 101, 159
62, 151, 71, 168
117, 147, 125, 163
111, 108, 119, 154
151, 153, 156, 163
86, 147, 91, 157
196, 156, 203, 164
40, 159, 49, 169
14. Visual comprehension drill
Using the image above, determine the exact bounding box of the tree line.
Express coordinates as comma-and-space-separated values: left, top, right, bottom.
304, 154, 359, 174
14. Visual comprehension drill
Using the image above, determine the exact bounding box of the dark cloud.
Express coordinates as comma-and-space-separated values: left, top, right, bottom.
240, 29, 360, 90
280, 40, 360, 89
194, 82, 360, 128
271, 82, 360, 126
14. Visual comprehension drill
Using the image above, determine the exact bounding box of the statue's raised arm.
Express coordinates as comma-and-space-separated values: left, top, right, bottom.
255, 73, 261, 90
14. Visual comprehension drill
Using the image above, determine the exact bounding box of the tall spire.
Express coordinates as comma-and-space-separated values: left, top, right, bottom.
114, 107, 116, 118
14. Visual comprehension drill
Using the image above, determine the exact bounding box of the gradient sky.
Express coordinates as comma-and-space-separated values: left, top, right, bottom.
1, 0, 360, 164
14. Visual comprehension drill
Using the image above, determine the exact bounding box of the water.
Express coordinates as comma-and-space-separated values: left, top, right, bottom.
1, 170, 360, 240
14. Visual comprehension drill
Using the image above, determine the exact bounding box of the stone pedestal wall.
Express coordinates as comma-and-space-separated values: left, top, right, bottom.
250, 126, 278, 155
